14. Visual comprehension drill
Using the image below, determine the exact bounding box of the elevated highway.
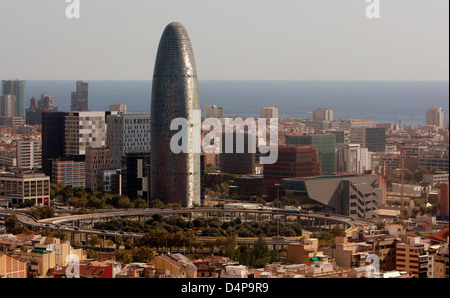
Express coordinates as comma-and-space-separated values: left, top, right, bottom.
0, 208, 369, 245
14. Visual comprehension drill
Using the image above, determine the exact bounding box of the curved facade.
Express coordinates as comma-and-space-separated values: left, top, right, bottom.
150, 22, 201, 207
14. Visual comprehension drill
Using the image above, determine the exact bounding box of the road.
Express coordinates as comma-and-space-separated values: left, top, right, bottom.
0, 207, 367, 244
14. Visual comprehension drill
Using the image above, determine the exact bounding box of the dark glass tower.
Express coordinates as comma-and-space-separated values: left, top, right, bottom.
2, 80, 26, 118
150, 22, 201, 207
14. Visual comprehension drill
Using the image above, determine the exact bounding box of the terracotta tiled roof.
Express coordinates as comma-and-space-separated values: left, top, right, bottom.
428, 228, 449, 243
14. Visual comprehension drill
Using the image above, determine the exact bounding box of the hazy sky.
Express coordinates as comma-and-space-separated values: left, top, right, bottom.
1, 0, 448, 80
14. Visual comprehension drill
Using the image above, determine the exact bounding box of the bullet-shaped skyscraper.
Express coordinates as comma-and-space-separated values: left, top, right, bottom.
150, 22, 201, 207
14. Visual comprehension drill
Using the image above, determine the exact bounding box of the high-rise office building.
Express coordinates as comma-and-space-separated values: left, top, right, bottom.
331, 130, 350, 144
313, 108, 333, 122
336, 143, 371, 174
427, 107, 445, 128
364, 127, 386, 153
85, 147, 110, 191
52, 160, 86, 188
121, 153, 150, 200
263, 145, 321, 198
286, 134, 336, 175
205, 105, 224, 118
220, 131, 256, 175
260, 106, 278, 119
2, 80, 25, 118
26, 94, 58, 125
41, 111, 66, 177
109, 104, 127, 115
150, 22, 201, 207
0, 95, 16, 117
16, 141, 42, 170
108, 114, 151, 169
70, 81, 89, 111
64, 111, 109, 156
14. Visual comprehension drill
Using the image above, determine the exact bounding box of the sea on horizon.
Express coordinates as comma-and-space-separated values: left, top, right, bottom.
22, 80, 449, 127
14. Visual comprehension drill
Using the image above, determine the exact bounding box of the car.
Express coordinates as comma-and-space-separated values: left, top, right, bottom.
119, 231, 126, 235
325, 214, 330, 217
73, 227, 80, 231
350, 218, 356, 221
101, 230, 107, 233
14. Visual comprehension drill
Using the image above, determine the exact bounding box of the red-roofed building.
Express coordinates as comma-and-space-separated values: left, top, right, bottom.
53, 260, 121, 278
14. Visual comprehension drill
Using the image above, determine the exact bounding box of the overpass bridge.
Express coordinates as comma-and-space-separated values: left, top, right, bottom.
0, 208, 368, 246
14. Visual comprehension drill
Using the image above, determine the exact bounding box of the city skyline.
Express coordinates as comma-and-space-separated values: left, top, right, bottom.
0, 0, 448, 81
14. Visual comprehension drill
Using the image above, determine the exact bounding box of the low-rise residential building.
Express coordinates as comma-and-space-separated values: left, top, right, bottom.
323, 236, 374, 268
1, 234, 85, 278
396, 236, 432, 278
54, 260, 122, 278
433, 237, 449, 278
0, 252, 27, 278
221, 265, 248, 278
154, 253, 197, 278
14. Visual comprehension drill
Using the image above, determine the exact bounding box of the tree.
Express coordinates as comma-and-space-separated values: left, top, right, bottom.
11, 225, 32, 235
87, 250, 102, 260
148, 199, 164, 209
88, 235, 102, 247
5, 215, 18, 228
133, 198, 148, 209
132, 246, 155, 263
31, 206, 55, 220
236, 245, 252, 266
115, 250, 133, 264
251, 236, 271, 268
256, 198, 267, 206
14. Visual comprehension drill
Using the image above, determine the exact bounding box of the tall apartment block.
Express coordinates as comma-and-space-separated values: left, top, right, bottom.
205, 105, 224, 118
26, 94, 58, 125
336, 143, 371, 174
426, 107, 445, 128
286, 134, 336, 175
16, 141, 42, 170
313, 108, 333, 122
0, 95, 16, 117
107, 114, 151, 169
2, 80, 25, 118
70, 81, 89, 111
260, 106, 278, 119
263, 145, 321, 198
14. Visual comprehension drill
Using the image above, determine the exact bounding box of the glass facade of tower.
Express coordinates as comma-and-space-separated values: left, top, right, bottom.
150, 22, 201, 207
285, 134, 336, 175
2, 80, 25, 119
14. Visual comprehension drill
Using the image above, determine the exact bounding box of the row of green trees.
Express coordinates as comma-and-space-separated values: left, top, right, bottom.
93, 215, 302, 238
